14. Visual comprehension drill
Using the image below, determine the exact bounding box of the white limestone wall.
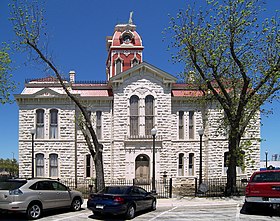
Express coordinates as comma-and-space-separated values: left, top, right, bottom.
18, 101, 76, 179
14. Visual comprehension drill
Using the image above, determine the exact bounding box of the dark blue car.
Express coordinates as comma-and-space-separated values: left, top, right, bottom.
87, 185, 156, 219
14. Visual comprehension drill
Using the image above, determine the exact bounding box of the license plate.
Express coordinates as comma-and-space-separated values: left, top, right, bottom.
96, 204, 104, 209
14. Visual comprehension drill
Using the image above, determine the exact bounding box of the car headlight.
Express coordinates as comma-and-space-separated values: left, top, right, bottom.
9, 189, 23, 195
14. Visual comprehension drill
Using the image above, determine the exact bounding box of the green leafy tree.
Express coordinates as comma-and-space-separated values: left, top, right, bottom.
9, 0, 105, 191
167, 0, 279, 195
0, 158, 19, 177
0, 44, 16, 104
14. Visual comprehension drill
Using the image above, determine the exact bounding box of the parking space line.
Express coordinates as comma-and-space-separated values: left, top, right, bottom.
52, 212, 90, 221
149, 206, 178, 221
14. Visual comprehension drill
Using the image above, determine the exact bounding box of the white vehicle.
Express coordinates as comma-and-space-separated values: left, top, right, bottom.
0, 178, 83, 219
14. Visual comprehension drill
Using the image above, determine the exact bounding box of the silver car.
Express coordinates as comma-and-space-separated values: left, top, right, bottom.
0, 178, 83, 219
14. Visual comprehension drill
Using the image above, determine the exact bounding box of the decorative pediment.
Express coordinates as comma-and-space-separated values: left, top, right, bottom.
109, 62, 177, 86
33, 88, 63, 98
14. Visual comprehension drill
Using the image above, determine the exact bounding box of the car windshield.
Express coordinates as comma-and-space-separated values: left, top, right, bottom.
252, 172, 280, 182
0, 180, 27, 190
99, 186, 129, 194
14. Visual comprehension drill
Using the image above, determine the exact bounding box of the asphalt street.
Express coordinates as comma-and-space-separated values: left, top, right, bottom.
1, 197, 280, 221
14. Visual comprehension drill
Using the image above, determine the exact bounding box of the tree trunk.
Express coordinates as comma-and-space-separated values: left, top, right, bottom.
94, 144, 105, 192
225, 128, 241, 196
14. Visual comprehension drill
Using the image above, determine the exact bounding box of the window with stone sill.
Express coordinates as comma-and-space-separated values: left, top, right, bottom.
36, 109, 44, 139
49, 109, 58, 139
35, 153, 44, 177
130, 95, 139, 136
178, 111, 184, 139
178, 153, 184, 176
49, 154, 58, 177
96, 111, 102, 140
145, 95, 154, 136
188, 153, 194, 176
188, 111, 194, 139
85, 154, 94, 178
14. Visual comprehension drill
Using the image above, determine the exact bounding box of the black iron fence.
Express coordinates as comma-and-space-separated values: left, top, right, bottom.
58, 178, 172, 199
195, 178, 247, 197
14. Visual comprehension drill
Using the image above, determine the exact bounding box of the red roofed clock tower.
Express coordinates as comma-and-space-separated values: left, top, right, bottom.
106, 12, 144, 81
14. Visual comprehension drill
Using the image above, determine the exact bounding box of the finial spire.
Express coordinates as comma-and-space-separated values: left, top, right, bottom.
129, 11, 133, 24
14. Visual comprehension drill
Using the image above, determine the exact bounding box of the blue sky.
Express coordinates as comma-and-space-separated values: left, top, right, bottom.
0, 0, 279, 162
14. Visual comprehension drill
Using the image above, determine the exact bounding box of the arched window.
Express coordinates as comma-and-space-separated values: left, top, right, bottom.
179, 111, 184, 139
145, 95, 154, 135
132, 58, 139, 67
50, 109, 58, 139
130, 95, 139, 136
96, 111, 102, 139
189, 111, 194, 139
115, 58, 122, 75
188, 153, 194, 176
36, 109, 44, 139
224, 152, 229, 175
178, 153, 184, 176
35, 153, 44, 177
49, 154, 58, 177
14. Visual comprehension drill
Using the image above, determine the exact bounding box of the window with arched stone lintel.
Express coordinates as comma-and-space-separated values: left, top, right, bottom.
36, 109, 44, 139
145, 95, 154, 135
35, 153, 44, 177
130, 95, 139, 136
49, 109, 58, 139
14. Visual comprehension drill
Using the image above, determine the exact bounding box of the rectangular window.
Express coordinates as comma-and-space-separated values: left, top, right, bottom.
189, 111, 194, 139
86, 154, 92, 177
36, 154, 44, 177
179, 111, 184, 139
188, 153, 194, 176
145, 95, 154, 136
49, 154, 58, 177
36, 109, 44, 139
178, 153, 184, 176
130, 96, 139, 136
96, 111, 102, 140
50, 109, 58, 139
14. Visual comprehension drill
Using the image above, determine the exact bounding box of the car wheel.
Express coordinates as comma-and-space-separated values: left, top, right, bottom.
26, 203, 42, 220
125, 205, 135, 219
71, 198, 82, 211
151, 199, 156, 211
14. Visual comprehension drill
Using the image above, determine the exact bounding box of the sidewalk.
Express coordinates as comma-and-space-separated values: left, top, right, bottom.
156, 196, 245, 208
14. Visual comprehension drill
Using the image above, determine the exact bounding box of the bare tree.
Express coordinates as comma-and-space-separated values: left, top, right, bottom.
10, 0, 105, 191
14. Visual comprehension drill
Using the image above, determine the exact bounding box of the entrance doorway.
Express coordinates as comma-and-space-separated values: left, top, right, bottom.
135, 154, 150, 184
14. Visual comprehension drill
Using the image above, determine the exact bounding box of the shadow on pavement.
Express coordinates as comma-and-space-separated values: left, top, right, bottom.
240, 202, 280, 217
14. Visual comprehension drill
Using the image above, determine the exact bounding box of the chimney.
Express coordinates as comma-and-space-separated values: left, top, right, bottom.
69, 70, 75, 83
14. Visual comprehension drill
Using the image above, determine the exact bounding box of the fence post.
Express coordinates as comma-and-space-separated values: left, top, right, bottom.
169, 178, 172, 198
194, 177, 197, 197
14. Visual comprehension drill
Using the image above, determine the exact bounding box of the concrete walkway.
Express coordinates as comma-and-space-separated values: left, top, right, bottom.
156, 196, 245, 207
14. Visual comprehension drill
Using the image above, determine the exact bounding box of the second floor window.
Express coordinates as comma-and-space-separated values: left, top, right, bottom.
50, 109, 58, 139
145, 95, 154, 136
189, 111, 194, 139
179, 111, 184, 139
96, 111, 102, 140
36, 109, 44, 139
130, 95, 139, 136
86, 154, 93, 177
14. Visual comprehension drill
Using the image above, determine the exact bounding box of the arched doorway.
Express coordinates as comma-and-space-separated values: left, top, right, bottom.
135, 154, 150, 184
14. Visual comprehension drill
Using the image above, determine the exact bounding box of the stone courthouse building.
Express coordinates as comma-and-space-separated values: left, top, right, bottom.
15, 17, 260, 186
